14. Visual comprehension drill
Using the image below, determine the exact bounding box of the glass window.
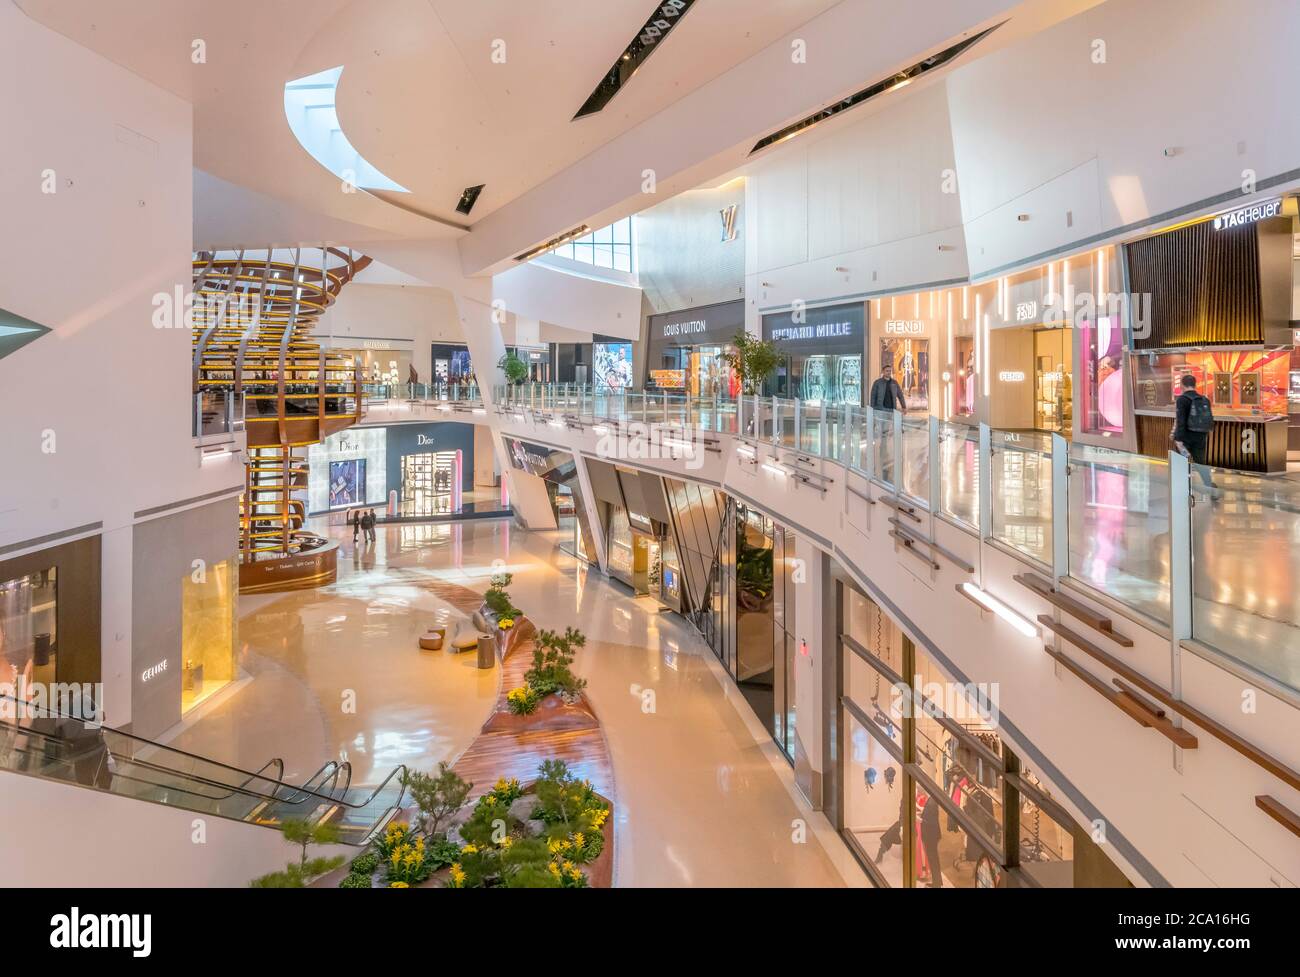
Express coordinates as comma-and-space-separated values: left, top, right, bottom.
548, 218, 634, 270
843, 713, 906, 887
841, 587, 905, 677
915, 782, 998, 888
0, 567, 58, 698
181, 560, 236, 713
843, 650, 903, 752
1017, 784, 1077, 888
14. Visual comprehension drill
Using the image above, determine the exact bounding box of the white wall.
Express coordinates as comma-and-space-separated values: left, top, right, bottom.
744, 79, 970, 328
492, 262, 642, 341
316, 283, 463, 383
0, 2, 237, 727
636, 181, 747, 314
948, 0, 1300, 277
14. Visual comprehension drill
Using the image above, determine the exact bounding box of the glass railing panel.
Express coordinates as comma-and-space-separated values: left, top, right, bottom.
872, 410, 898, 488
989, 431, 1052, 566
1067, 445, 1170, 624
938, 421, 979, 530
1191, 470, 1300, 692
900, 416, 931, 506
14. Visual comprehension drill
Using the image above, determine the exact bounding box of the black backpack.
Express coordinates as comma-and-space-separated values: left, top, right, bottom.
1186, 393, 1214, 434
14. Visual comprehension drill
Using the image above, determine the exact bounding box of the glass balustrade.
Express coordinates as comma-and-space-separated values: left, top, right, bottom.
989, 432, 1053, 567
1067, 444, 1171, 624
900, 415, 931, 506
1191, 468, 1300, 690
938, 421, 979, 530
493, 382, 1300, 693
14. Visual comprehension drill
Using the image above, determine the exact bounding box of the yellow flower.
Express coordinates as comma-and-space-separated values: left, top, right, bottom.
390, 881, 409, 888
547, 838, 562, 854
498, 836, 513, 849
547, 861, 561, 876
461, 844, 478, 855
572, 832, 585, 849
449, 863, 466, 888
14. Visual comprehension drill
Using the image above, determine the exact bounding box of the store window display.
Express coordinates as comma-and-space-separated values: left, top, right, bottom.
843, 713, 905, 888
180, 560, 236, 713
0, 568, 57, 700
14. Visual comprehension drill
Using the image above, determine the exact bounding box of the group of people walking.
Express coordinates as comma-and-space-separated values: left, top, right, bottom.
351, 508, 379, 544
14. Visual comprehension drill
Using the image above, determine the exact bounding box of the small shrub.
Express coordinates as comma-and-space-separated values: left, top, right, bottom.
402, 763, 472, 839
524, 628, 587, 698
339, 872, 372, 889
349, 852, 379, 875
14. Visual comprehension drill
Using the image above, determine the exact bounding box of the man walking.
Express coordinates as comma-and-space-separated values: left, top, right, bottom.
869, 364, 907, 412
1172, 373, 1220, 497
366, 508, 379, 543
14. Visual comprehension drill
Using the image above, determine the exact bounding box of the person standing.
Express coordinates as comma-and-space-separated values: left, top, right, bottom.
366, 508, 378, 543
351, 508, 360, 544
1172, 374, 1219, 496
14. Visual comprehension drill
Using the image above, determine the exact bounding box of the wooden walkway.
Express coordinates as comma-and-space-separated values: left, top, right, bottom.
451, 622, 616, 805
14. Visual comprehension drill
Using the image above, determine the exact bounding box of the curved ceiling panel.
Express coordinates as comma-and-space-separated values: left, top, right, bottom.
284, 66, 409, 192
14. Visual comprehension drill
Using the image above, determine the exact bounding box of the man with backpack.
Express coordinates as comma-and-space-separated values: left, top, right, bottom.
1172, 374, 1220, 497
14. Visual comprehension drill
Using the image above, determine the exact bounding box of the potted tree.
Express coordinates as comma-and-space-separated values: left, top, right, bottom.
720, 332, 780, 396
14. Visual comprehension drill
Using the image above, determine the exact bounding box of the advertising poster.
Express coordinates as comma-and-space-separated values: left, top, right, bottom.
328, 458, 366, 509
593, 342, 633, 390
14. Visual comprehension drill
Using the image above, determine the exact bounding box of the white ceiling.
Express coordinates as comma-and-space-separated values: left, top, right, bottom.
16, 0, 840, 236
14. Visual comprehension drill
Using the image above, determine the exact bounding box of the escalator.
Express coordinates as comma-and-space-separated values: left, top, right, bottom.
0, 695, 404, 846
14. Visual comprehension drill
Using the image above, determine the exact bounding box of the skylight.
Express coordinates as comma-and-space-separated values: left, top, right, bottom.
283, 66, 409, 192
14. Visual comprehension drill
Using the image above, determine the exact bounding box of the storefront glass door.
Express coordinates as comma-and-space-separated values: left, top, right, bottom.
1034, 328, 1073, 435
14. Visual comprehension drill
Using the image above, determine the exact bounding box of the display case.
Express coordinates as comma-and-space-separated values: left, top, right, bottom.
1129, 347, 1290, 472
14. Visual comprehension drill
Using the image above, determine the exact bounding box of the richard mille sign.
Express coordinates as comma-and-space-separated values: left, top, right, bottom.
1213, 199, 1281, 230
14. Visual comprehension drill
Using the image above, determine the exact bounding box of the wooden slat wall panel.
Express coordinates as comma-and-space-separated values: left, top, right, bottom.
1125, 220, 1263, 348
1134, 414, 1270, 473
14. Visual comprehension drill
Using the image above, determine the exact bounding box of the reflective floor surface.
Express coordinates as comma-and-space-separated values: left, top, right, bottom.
173, 517, 861, 887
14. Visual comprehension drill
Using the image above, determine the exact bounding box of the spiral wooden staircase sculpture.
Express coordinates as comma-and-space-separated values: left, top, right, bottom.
191, 247, 370, 592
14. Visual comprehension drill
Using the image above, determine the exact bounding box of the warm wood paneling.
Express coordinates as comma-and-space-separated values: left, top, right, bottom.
1125, 220, 1262, 348
1134, 414, 1273, 473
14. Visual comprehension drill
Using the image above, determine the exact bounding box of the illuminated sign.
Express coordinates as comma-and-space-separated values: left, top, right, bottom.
1015, 301, 1038, 322
649, 369, 687, 388
1213, 199, 1281, 230
769, 321, 854, 341
998, 370, 1026, 382
884, 320, 925, 335
141, 660, 169, 683
662, 319, 707, 338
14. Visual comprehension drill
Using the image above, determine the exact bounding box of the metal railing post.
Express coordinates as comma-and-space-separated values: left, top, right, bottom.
1168, 450, 1193, 708
1050, 433, 1069, 581
864, 406, 875, 481
794, 399, 803, 452
892, 407, 904, 489
978, 423, 993, 543
770, 395, 779, 446
929, 416, 942, 518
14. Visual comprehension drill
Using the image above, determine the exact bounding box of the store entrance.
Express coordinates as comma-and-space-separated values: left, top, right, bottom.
1033, 327, 1073, 435
400, 451, 457, 516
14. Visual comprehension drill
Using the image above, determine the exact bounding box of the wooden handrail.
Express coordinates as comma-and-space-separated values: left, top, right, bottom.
1040, 615, 1300, 791
889, 530, 940, 570
889, 518, 975, 573
1045, 646, 1198, 748
1015, 572, 1132, 646
1255, 795, 1300, 838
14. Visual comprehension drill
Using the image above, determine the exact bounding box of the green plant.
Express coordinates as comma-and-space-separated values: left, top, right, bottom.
720, 332, 780, 395
524, 627, 587, 698
483, 571, 522, 620
402, 762, 472, 839
349, 851, 379, 875
251, 855, 344, 888
384, 833, 436, 885
500, 837, 562, 888
497, 351, 529, 385
281, 817, 342, 873
458, 794, 517, 849
339, 872, 372, 889
427, 836, 461, 870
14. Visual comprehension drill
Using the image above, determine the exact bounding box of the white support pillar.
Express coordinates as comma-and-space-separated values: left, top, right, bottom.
1050, 433, 1069, 582
1167, 449, 1193, 770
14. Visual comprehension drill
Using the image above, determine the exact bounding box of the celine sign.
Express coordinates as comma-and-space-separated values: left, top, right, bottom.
141, 659, 169, 683
884, 320, 925, 335
1213, 199, 1281, 230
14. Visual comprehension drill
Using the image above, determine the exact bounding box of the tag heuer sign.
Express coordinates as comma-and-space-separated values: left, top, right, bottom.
1213, 199, 1281, 230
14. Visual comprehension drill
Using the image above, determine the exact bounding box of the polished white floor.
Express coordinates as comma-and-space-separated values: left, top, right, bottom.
172, 518, 863, 887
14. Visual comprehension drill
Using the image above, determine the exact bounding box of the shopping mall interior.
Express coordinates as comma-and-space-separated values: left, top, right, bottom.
3, 0, 1300, 901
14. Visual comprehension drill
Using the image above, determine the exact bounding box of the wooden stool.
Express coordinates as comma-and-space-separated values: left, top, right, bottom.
418, 627, 446, 651
476, 636, 495, 669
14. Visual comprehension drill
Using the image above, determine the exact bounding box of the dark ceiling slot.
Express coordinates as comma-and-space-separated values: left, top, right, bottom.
749, 24, 1003, 155
573, 0, 699, 120
456, 184, 485, 216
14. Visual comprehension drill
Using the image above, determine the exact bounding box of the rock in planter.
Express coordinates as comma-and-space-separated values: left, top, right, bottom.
508, 794, 543, 834
471, 609, 492, 633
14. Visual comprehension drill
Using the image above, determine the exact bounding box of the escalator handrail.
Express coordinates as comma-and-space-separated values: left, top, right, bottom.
0, 693, 407, 813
